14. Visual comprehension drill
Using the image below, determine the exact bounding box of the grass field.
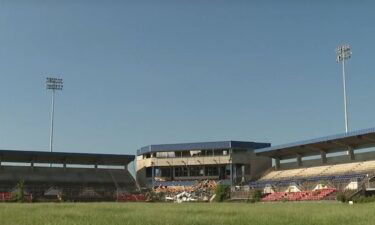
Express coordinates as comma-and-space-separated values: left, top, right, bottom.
0, 202, 374, 225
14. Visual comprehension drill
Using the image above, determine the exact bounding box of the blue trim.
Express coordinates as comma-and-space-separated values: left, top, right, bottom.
255, 127, 375, 154
137, 141, 270, 156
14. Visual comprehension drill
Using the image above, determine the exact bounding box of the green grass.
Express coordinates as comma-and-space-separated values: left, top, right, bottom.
0, 202, 374, 225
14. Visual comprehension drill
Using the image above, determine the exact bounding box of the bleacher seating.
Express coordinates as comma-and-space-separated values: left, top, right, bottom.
262, 188, 336, 202
250, 173, 366, 189
249, 160, 375, 193
117, 193, 146, 202
0, 192, 12, 201
254, 160, 375, 185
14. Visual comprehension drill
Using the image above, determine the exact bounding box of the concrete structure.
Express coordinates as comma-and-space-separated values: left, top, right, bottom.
255, 127, 375, 169
0, 149, 136, 201
248, 128, 375, 198
136, 141, 271, 188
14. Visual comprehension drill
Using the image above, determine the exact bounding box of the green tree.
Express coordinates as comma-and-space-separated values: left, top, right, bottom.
15, 180, 25, 202
214, 185, 230, 202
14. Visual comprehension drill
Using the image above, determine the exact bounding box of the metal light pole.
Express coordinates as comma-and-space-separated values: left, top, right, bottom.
46, 77, 63, 153
336, 44, 352, 133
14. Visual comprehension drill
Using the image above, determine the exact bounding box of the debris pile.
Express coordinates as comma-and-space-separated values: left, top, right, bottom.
154, 180, 217, 202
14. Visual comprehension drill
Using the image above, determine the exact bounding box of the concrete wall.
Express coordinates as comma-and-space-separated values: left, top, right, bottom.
250, 152, 273, 180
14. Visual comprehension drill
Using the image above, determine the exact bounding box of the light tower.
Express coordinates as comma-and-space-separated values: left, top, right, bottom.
46, 77, 63, 153
336, 44, 352, 133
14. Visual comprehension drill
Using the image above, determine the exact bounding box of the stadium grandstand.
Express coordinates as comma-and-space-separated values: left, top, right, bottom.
0, 149, 137, 202
244, 127, 375, 202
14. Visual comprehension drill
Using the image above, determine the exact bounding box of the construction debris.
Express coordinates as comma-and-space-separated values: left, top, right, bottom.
154, 180, 217, 202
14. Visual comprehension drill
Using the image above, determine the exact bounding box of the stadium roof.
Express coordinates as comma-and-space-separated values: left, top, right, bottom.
255, 127, 375, 159
137, 141, 270, 155
0, 149, 134, 166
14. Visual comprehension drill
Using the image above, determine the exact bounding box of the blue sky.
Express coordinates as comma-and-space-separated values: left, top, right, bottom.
1, 0, 375, 156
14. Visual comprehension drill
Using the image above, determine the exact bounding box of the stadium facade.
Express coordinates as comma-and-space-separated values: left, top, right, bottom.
136, 141, 271, 188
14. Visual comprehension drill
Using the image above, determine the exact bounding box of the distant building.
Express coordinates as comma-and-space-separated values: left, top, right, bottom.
136, 141, 271, 188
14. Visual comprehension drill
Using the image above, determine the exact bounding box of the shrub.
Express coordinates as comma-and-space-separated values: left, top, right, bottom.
214, 185, 230, 202
252, 190, 262, 202
145, 191, 165, 202
247, 198, 256, 203
336, 192, 347, 203
353, 195, 375, 203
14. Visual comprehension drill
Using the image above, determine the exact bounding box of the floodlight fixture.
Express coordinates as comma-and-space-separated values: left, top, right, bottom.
46, 77, 63, 91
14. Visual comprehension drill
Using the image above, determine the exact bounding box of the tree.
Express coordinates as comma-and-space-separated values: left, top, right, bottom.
15, 180, 26, 202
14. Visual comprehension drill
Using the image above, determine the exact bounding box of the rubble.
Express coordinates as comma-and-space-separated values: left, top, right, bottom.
154, 180, 217, 202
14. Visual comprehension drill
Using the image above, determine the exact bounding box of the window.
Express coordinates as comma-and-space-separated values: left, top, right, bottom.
205, 166, 219, 176
189, 167, 203, 176
161, 168, 172, 177
156, 152, 175, 158
206, 150, 213, 156
146, 167, 152, 178
155, 168, 161, 176
175, 167, 188, 177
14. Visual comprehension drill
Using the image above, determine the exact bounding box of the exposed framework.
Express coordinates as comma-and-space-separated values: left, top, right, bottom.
255, 128, 375, 169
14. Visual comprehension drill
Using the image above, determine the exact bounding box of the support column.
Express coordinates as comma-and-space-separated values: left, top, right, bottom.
274, 158, 281, 170
229, 164, 233, 186
348, 147, 355, 160
63, 157, 67, 170
320, 150, 327, 164
297, 154, 302, 167
151, 164, 155, 188
31, 157, 35, 172
241, 165, 245, 183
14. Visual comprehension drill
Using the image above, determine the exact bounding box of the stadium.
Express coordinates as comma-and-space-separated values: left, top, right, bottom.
3, 1, 375, 224
3, 127, 375, 203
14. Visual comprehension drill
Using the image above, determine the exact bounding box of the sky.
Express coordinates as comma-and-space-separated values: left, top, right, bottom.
1, 0, 375, 157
